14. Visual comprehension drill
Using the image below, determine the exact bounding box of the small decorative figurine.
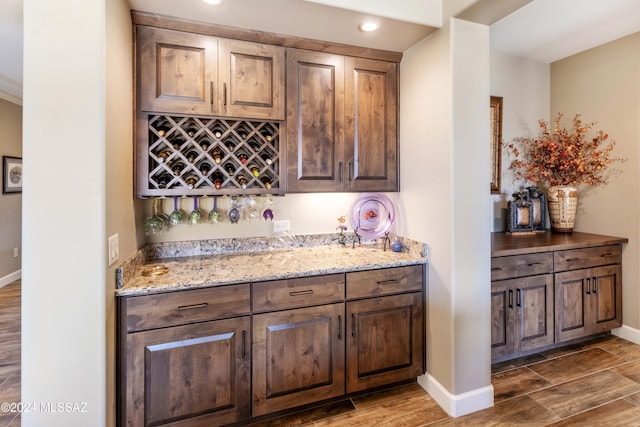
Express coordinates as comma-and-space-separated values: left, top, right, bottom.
336, 215, 348, 246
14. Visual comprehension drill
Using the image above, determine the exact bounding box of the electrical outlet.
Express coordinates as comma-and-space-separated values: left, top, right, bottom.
108, 234, 120, 267
273, 220, 290, 233
13, 247, 18, 258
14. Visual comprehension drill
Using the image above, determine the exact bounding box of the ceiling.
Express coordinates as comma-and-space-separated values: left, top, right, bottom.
1, 0, 640, 103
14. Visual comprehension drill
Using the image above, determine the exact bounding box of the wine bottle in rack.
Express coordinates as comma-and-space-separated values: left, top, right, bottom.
156, 149, 173, 164
186, 150, 199, 163
224, 162, 236, 175
211, 147, 223, 164
171, 137, 185, 150
260, 153, 273, 165
236, 151, 249, 164
224, 139, 236, 152
212, 171, 224, 189
248, 139, 261, 152
249, 164, 260, 177
260, 128, 273, 142
157, 173, 173, 189
199, 162, 212, 176
198, 138, 211, 151
172, 162, 186, 176
155, 119, 171, 137
186, 124, 199, 138
237, 174, 248, 190
185, 175, 199, 189
210, 122, 225, 139
260, 176, 272, 189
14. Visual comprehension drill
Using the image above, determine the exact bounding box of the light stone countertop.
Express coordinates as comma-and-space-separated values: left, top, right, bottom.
116, 238, 428, 296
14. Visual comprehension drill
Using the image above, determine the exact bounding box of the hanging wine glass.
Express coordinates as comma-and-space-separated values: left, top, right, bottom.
143, 198, 165, 236
187, 196, 202, 225
246, 196, 259, 221
208, 196, 222, 223
155, 198, 170, 228
169, 196, 184, 226
262, 195, 274, 221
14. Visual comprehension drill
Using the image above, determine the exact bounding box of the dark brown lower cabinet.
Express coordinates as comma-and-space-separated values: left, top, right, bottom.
252, 303, 345, 417
491, 274, 554, 360
124, 317, 251, 426
346, 292, 423, 393
555, 264, 622, 342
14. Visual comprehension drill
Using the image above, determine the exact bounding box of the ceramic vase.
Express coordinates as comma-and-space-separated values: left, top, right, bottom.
547, 185, 578, 232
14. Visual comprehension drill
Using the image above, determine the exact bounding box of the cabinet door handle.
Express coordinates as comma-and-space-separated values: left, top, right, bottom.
242, 330, 247, 359
289, 289, 314, 297
223, 83, 227, 106
338, 315, 342, 340
516, 289, 522, 307
339, 162, 343, 182
351, 313, 356, 337
210, 81, 214, 109
176, 302, 208, 311
592, 278, 597, 294
377, 279, 398, 286
348, 162, 353, 181
508, 289, 513, 308
586, 278, 591, 294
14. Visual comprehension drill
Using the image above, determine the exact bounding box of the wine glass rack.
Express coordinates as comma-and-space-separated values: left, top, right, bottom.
138, 114, 282, 197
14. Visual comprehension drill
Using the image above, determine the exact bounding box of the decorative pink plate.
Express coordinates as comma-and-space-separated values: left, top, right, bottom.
349, 193, 396, 239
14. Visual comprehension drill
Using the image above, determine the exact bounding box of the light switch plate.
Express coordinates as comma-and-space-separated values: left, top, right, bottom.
108, 234, 119, 267
273, 220, 290, 233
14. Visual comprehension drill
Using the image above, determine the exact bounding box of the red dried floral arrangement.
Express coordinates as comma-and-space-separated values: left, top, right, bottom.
507, 113, 625, 188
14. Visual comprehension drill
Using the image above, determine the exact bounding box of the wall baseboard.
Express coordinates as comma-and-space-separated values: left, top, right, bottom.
613, 325, 640, 345
0, 270, 21, 288
418, 373, 494, 418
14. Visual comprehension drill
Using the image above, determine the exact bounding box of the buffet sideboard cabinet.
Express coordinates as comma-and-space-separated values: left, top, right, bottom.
491, 232, 627, 363
117, 264, 425, 426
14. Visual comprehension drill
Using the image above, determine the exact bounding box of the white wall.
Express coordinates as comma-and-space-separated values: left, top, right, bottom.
401, 17, 493, 416
551, 32, 640, 335
22, 0, 106, 425
489, 52, 549, 231
0, 99, 22, 285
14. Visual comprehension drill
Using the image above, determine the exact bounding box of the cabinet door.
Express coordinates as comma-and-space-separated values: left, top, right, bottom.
137, 26, 217, 115
491, 280, 514, 359
346, 292, 423, 393
252, 303, 345, 416
286, 49, 345, 192
344, 57, 398, 192
218, 39, 285, 120
124, 317, 251, 427
515, 274, 554, 352
556, 265, 622, 342
590, 264, 622, 334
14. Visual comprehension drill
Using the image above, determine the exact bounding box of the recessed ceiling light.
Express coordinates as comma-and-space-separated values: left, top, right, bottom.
202, 0, 223, 5
359, 21, 379, 32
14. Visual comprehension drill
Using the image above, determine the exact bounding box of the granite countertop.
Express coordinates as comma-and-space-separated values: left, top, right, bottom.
116, 233, 428, 296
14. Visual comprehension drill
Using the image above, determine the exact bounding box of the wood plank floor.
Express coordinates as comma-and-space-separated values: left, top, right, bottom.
2, 281, 640, 426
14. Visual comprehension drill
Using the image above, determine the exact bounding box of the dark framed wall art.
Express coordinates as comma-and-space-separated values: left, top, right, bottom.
490, 96, 503, 194
3, 156, 22, 194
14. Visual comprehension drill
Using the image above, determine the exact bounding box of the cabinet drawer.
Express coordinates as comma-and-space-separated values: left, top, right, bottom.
491, 253, 553, 281
554, 245, 621, 272
346, 265, 423, 299
252, 274, 345, 312
124, 284, 250, 332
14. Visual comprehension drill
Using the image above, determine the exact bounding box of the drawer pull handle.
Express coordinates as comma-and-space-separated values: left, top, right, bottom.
527, 262, 543, 266
601, 253, 615, 258
338, 315, 342, 340
289, 290, 314, 296
566, 258, 583, 262
377, 279, 398, 286
491, 267, 503, 271
176, 303, 208, 311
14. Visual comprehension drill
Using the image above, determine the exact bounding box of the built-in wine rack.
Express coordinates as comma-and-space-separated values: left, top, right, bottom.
138, 115, 283, 197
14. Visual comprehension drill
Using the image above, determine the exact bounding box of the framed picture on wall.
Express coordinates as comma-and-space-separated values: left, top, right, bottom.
3, 156, 22, 194
490, 96, 503, 194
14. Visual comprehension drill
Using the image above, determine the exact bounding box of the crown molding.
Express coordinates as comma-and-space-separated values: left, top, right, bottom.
0, 74, 22, 106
